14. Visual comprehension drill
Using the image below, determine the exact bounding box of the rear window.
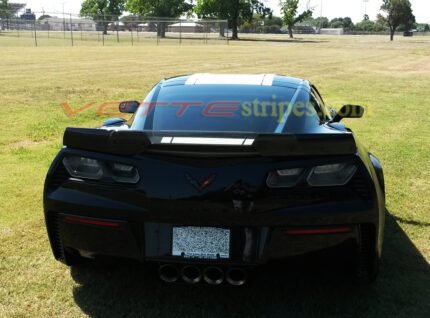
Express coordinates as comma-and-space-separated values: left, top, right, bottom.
132, 84, 321, 133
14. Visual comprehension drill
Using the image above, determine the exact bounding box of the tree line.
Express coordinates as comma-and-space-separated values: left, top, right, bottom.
1, 0, 424, 41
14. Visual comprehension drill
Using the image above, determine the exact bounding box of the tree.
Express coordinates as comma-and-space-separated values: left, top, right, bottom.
38, 14, 52, 21
280, 0, 312, 38
0, 0, 25, 29
195, 0, 271, 40
329, 17, 354, 30
313, 16, 329, 28
302, 16, 329, 28
355, 19, 376, 32
374, 14, 389, 31
126, 0, 193, 37
381, 0, 415, 41
80, 0, 126, 34
416, 23, 429, 32
240, 14, 282, 34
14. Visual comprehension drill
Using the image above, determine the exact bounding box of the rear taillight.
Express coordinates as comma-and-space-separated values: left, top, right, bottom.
267, 163, 357, 188
307, 163, 357, 187
62, 155, 140, 184
266, 168, 303, 188
63, 156, 103, 180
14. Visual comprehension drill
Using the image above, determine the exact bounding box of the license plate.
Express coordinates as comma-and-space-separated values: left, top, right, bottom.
172, 227, 230, 259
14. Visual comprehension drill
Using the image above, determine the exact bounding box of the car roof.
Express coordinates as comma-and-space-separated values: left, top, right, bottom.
160, 74, 311, 91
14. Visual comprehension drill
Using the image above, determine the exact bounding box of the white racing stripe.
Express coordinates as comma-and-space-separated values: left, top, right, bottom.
262, 74, 275, 86
184, 73, 203, 85
185, 74, 274, 86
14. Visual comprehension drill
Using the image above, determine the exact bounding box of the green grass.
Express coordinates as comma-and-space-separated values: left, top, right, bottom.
0, 34, 429, 317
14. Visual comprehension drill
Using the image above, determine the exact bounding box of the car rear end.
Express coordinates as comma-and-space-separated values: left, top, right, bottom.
44, 74, 383, 285
44, 131, 380, 285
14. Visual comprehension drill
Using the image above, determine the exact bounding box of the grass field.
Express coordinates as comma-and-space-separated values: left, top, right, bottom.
0, 34, 429, 317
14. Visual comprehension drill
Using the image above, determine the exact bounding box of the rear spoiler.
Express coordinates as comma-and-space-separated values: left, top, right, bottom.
63, 128, 150, 156
63, 128, 357, 157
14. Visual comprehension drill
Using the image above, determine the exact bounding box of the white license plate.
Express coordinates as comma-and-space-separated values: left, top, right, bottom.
172, 227, 230, 259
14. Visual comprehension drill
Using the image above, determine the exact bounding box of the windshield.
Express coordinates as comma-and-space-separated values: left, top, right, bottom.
131, 84, 321, 134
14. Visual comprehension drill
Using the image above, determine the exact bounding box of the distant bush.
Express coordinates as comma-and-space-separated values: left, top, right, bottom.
355, 20, 377, 32
256, 25, 281, 34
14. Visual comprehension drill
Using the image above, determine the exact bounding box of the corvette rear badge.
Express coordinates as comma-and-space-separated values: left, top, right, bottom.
185, 173, 216, 191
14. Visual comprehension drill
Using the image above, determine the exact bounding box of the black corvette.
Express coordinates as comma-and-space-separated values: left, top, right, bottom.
44, 74, 385, 285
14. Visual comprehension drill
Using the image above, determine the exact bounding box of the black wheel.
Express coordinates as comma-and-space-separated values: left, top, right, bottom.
353, 224, 380, 284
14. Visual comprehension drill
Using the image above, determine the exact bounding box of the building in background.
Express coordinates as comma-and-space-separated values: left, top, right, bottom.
168, 22, 204, 33
20, 8, 36, 21
39, 17, 96, 31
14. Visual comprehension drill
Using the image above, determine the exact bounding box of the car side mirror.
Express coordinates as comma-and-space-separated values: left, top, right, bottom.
332, 104, 364, 122
119, 101, 140, 114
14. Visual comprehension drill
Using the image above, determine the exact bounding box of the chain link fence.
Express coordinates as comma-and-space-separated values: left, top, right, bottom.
0, 12, 229, 46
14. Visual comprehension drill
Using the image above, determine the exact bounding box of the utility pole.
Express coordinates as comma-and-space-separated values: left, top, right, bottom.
62, 2, 67, 39
70, 13, 73, 46
363, 0, 370, 18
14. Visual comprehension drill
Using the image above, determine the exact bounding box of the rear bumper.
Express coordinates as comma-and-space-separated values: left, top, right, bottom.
45, 192, 377, 265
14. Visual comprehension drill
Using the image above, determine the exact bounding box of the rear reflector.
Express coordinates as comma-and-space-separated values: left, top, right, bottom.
285, 227, 352, 235
64, 216, 121, 228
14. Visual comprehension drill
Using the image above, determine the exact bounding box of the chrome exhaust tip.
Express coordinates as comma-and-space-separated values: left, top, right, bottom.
181, 265, 202, 284
226, 267, 247, 286
159, 264, 180, 283
203, 266, 224, 285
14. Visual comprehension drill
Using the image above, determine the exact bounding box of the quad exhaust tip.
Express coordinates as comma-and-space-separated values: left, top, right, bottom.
181, 265, 202, 284
159, 264, 180, 283
159, 264, 247, 286
203, 266, 224, 285
226, 267, 247, 286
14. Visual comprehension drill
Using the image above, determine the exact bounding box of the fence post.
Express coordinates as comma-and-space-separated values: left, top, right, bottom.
157, 20, 161, 45
33, 20, 38, 47
131, 28, 134, 46
70, 14, 74, 46
63, 14, 66, 39
116, 25, 119, 43
157, 22, 159, 45
179, 21, 182, 44
102, 15, 106, 46
102, 17, 105, 46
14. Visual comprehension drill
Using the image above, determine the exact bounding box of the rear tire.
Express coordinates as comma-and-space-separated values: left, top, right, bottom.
352, 224, 379, 284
